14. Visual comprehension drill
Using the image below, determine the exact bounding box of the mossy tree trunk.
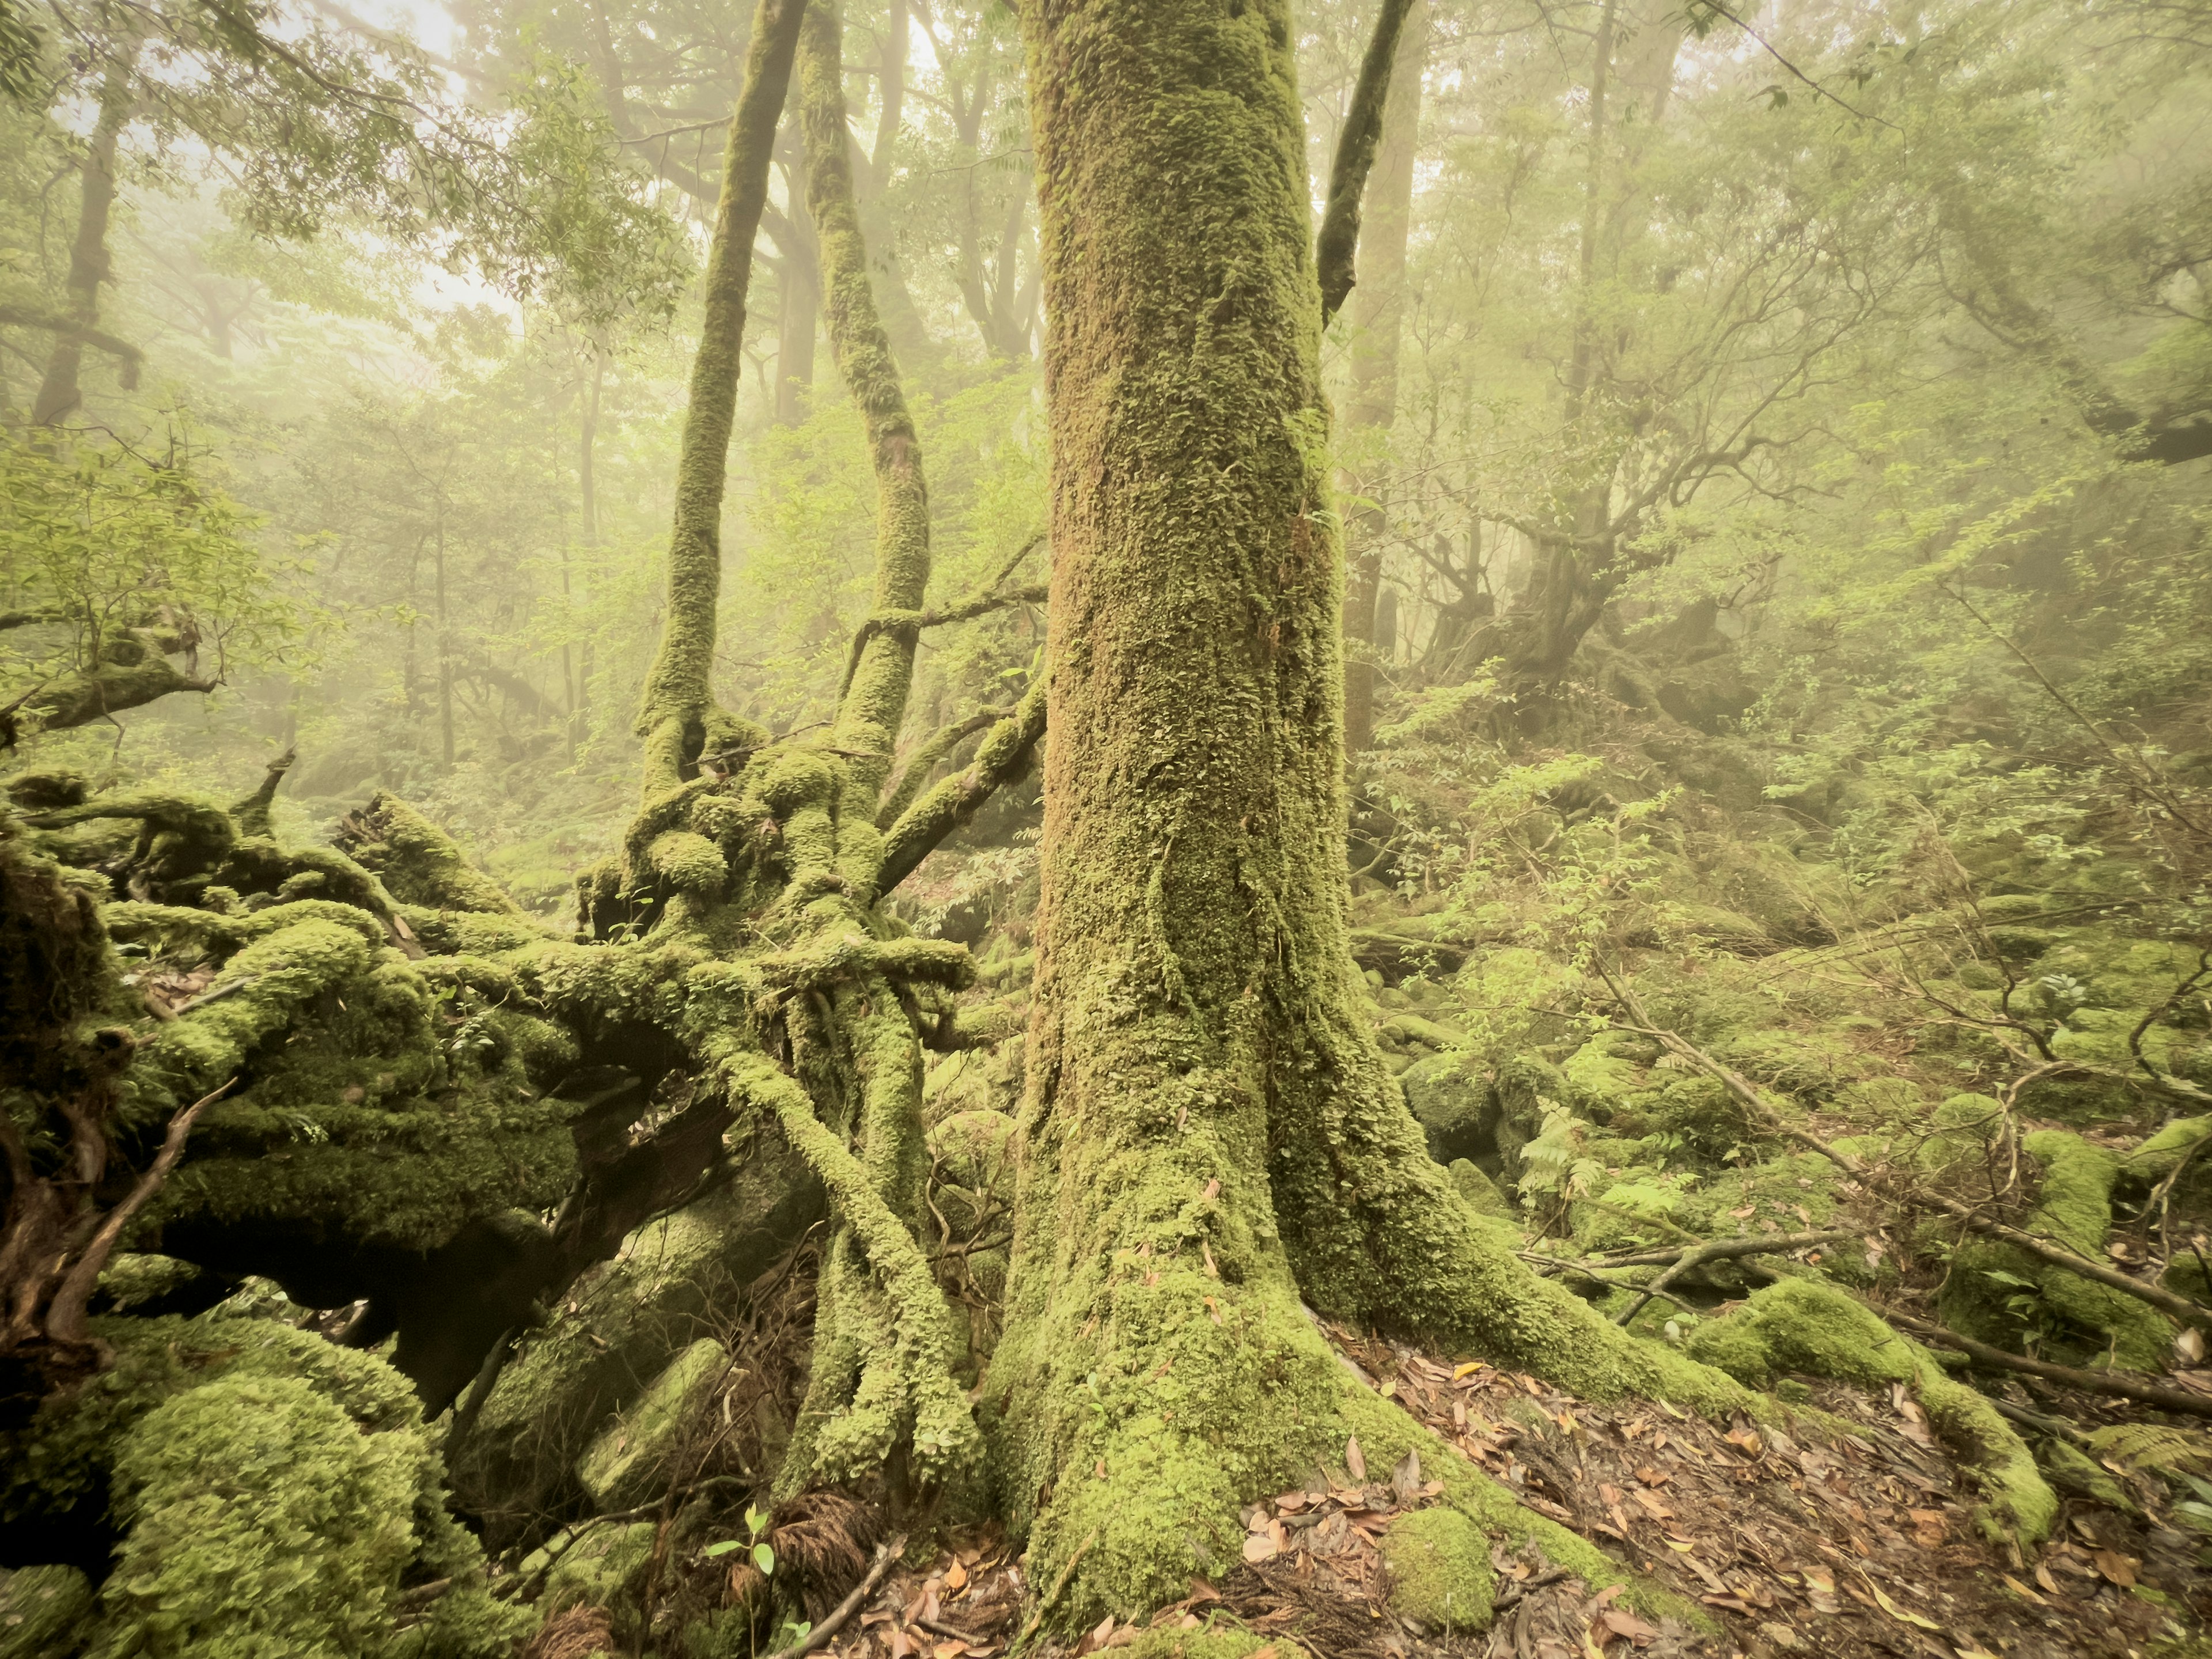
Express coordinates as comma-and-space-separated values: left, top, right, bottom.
32, 56, 132, 428
988, 0, 1747, 1622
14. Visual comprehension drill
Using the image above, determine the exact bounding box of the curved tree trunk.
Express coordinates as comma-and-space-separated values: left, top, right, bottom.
990, 0, 1744, 1625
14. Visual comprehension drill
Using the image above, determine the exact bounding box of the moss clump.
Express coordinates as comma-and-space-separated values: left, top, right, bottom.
1121, 1631, 1306, 1659
0, 1565, 92, 1659
1381, 1505, 1494, 1631
94, 1372, 422, 1656
1939, 1130, 2172, 1372
1684, 1279, 2056, 1544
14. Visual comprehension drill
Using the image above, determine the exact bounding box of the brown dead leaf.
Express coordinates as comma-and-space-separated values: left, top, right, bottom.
945, 1560, 968, 1593
1344, 1436, 1367, 1480
934, 1643, 968, 1659
1630, 1488, 1673, 1521
1999, 1575, 2045, 1606
1241, 1533, 1277, 1565
1201, 1179, 1219, 1200
2091, 1550, 2136, 1588
1601, 1608, 1659, 1643
2033, 1564, 2061, 1596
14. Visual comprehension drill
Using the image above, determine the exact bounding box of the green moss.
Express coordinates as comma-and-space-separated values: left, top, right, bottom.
577, 1338, 729, 1509
0, 1565, 93, 1659
2, 1315, 417, 1529
1447, 1158, 1510, 1216
1938, 1130, 2172, 1373
1121, 1630, 1304, 1659
1684, 1279, 2055, 1544
1381, 1506, 1494, 1631
93, 1372, 422, 1657
338, 793, 520, 916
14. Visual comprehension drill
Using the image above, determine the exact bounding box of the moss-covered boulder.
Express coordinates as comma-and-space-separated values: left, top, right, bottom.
1448, 1159, 1512, 1217
0, 1313, 521, 1659
0, 1565, 92, 1659
578, 1338, 729, 1510
1685, 1279, 2055, 1544
1399, 1053, 1495, 1168
451, 1143, 824, 1548
1938, 1130, 2173, 1372
1381, 1505, 1494, 1631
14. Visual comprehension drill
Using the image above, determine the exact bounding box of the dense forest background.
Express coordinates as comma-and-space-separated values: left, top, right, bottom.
4, 0, 2212, 1653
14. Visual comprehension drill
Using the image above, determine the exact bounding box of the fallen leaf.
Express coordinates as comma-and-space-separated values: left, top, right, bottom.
945, 1560, 968, 1593
1241, 1533, 1278, 1565
1453, 1361, 1486, 1379
1865, 1579, 1944, 1633
2179, 1327, 2207, 1365
1999, 1575, 2044, 1606
1275, 1490, 1309, 1513
1634, 1467, 1670, 1487
1630, 1488, 1673, 1521
1201, 1179, 1220, 1200
1602, 1608, 1658, 1642
934, 1643, 968, 1659
2091, 1550, 2136, 1588
1344, 1436, 1367, 1480
2033, 1564, 2061, 1596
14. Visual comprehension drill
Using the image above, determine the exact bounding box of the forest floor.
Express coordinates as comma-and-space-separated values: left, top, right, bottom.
785, 1321, 2208, 1659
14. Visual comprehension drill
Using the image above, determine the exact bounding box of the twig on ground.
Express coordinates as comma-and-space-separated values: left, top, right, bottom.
760, 1536, 906, 1659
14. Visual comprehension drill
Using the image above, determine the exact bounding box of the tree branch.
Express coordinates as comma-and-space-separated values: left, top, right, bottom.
1315, 0, 1416, 325
874, 677, 1046, 897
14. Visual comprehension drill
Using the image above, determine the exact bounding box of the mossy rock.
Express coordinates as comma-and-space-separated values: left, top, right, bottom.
0, 1565, 92, 1659
1399, 1053, 1495, 1166
1684, 1279, 2055, 1544
1938, 1131, 2172, 1373
1448, 1159, 1511, 1217
533, 1520, 659, 1627
578, 1338, 729, 1510
1381, 1505, 1495, 1631
452, 1144, 824, 1550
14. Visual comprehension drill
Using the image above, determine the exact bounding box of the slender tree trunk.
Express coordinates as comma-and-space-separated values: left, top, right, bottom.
1339, 0, 1426, 755
992, 0, 1739, 1624
804, 0, 930, 800
434, 499, 456, 767
634, 0, 809, 794
33, 62, 133, 427
775, 147, 820, 425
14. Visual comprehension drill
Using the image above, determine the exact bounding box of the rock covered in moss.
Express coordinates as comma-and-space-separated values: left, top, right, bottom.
1381, 1505, 1494, 1631
1397, 1053, 1495, 1168
1684, 1279, 2055, 1544
578, 1338, 729, 1510
1447, 1160, 1510, 1217
3, 1314, 521, 1659
0, 1565, 92, 1659
1938, 1130, 2172, 1372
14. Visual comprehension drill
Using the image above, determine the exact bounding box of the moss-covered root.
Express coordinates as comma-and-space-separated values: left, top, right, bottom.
718, 1050, 980, 1484
334, 791, 520, 915
1940, 1129, 2175, 1372
987, 1225, 1691, 1632
1685, 1279, 2057, 1546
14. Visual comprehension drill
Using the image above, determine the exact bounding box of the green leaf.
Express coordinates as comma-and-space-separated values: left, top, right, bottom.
703, 1540, 743, 1558
753, 1542, 776, 1576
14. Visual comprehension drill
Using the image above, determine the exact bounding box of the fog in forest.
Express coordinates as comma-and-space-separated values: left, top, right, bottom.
3, 0, 2211, 1654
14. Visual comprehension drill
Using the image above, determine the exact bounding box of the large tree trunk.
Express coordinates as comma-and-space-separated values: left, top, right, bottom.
991, 0, 1743, 1624
1339, 0, 1426, 756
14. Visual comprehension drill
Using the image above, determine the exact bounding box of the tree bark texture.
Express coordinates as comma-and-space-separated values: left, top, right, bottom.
991, 0, 1743, 1623
33, 61, 134, 427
